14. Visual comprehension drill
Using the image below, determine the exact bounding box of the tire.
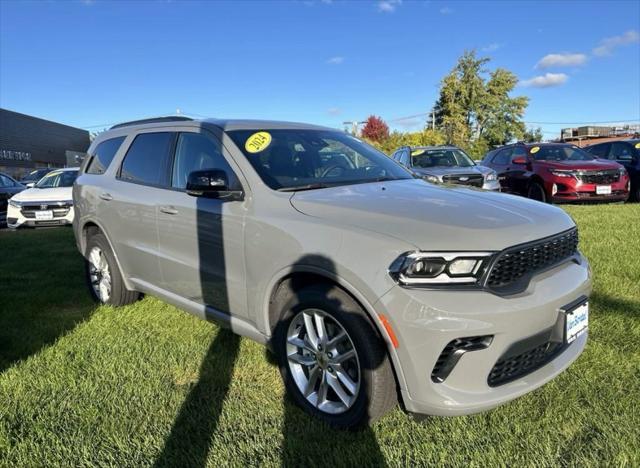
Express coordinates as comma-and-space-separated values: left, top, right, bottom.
273, 283, 396, 429
85, 232, 139, 306
528, 182, 547, 203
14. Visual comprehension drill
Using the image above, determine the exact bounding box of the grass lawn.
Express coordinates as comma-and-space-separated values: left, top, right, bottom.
0, 204, 639, 466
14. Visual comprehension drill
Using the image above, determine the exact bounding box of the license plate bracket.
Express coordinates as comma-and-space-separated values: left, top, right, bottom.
596, 185, 612, 195
563, 299, 589, 344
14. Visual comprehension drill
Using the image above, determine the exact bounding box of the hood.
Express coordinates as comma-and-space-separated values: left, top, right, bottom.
536, 159, 622, 171
412, 166, 487, 178
290, 179, 575, 251
11, 186, 73, 202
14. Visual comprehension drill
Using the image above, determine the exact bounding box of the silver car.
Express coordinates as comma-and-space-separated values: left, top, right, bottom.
73, 117, 591, 429
391, 145, 501, 190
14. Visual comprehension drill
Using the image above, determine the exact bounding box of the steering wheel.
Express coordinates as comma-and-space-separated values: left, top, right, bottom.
320, 165, 347, 178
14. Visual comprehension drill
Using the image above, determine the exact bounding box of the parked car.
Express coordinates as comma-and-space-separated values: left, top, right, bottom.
391, 145, 500, 190
0, 172, 25, 225
585, 139, 640, 201
481, 142, 630, 203
19, 168, 54, 187
73, 117, 591, 429
7, 167, 78, 228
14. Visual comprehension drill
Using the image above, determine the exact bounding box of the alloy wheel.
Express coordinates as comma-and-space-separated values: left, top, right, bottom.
88, 246, 111, 303
286, 308, 361, 414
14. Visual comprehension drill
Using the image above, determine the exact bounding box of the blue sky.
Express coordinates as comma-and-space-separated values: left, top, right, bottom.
1, 0, 639, 139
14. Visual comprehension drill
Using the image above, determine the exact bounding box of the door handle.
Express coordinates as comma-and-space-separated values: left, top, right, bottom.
99, 193, 113, 201
159, 205, 179, 215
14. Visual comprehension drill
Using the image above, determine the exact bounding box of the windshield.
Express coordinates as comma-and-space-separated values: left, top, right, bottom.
411, 148, 475, 168
227, 129, 413, 190
22, 169, 49, 181
531, 146, 594, 162
35, 170, 78, 188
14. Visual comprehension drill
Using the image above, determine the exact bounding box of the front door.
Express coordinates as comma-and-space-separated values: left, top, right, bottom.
156, 130, 247, 319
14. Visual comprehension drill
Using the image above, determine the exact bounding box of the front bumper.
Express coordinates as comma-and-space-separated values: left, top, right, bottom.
482, 179, 501, 191
548, 178, 629, 203
7, 203, 75, 228
375, 254, 591, 416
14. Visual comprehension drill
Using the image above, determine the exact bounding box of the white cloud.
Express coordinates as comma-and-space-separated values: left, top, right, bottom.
482, 43, 503, 52
520, 73, 568, 88
395, 117, 425, 130
536, 53, 588, 69
378, 0, 402, 13
326, 56, 345, 65
327, 107, 342, 116
439, 6, 453, 14
593, 30, 640, 56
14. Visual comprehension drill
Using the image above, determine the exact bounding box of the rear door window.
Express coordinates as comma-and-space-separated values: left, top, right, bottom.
86, 136, 126, 174
119, 132, 175, 186
492, 148, 512, 165
610, 142, 634, 161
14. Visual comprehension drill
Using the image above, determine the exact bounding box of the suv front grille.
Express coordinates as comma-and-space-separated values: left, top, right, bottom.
442, 173, 484, 187
20, 203, 71, 219
576, 170, 620, 185
486, 228, 579, 291
488, 340, 567, 387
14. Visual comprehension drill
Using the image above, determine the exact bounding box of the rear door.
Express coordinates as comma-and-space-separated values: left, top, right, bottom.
489, 148, 514, 192
104, 131, 175, 288
155, 129, 248, 319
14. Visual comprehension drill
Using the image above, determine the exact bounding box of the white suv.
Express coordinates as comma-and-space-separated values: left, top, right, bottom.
7, 168, 78, 228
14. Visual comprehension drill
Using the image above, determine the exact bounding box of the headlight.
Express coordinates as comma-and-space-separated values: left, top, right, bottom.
549, 169, 575, 178
618, 167, 627, 178
485, 171, 498, 182
424, 175, 439, 184
8, 199, 21, 208
389, 251, 494, 286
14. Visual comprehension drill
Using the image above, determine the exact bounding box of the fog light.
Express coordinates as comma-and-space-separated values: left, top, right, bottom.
552, 183, 558, 196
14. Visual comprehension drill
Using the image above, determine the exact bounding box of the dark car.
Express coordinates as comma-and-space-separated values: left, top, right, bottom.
585, 139, 640, 201
391, 145, 500, 190
19, 168, 53, 187
0, 172, 26, 225
480, 142, 630, 203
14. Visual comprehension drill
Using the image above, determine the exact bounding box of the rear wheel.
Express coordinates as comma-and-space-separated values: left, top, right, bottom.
528, 182, 547, 203
274, 283, 396, 429
85, 233, 139, 306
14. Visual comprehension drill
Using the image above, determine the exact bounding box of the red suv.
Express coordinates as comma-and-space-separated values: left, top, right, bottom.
481, 143, 630, 203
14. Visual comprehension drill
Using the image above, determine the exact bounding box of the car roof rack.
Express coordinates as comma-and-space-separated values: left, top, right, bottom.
110, 116, 194, 130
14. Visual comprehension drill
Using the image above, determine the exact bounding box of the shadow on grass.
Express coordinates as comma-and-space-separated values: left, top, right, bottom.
590, 292, 640, 318
0, 228, 96, 374
153, 330, 240, 468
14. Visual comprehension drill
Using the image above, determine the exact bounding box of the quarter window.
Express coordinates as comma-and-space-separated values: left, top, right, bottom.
171, 132, 238, 190
87, 136, 126, 174
119, 132, 174, 186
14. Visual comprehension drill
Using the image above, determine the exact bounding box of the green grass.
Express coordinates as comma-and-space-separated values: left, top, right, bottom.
1, 205, 639, 467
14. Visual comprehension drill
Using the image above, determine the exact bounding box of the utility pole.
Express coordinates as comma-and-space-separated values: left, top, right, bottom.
342, 121, 366, 136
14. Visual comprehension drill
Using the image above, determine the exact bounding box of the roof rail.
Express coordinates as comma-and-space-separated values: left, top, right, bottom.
109, 116, 194, 130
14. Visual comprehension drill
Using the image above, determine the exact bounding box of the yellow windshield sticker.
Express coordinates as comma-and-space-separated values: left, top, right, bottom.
636, 142, 640, 149
245, 132, 272, 153
530, 146, 540, 154
411, 149, 426, 156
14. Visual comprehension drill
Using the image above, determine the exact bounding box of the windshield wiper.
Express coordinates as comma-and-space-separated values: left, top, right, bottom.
277, 183, 332, 192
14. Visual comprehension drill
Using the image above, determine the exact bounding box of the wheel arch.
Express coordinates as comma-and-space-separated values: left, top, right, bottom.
264, 266, 408, 396
79, 219, 134, 291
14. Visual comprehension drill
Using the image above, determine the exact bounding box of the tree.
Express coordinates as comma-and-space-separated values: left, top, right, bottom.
361, 115, 390, 143
523, 127, 544, 143
433, 50, 529, 155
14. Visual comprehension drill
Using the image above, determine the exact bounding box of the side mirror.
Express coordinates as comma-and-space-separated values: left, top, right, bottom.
512, 156, 527, 165
186, 169, 243, 200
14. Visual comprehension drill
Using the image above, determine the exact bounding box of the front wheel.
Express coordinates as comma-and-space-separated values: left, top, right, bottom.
274, 283, 396, 429
85, 232, 140, 306
528, 182, 547, 203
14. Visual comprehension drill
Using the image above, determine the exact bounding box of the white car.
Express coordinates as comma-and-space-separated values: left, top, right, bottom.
7, 168, 78, 228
